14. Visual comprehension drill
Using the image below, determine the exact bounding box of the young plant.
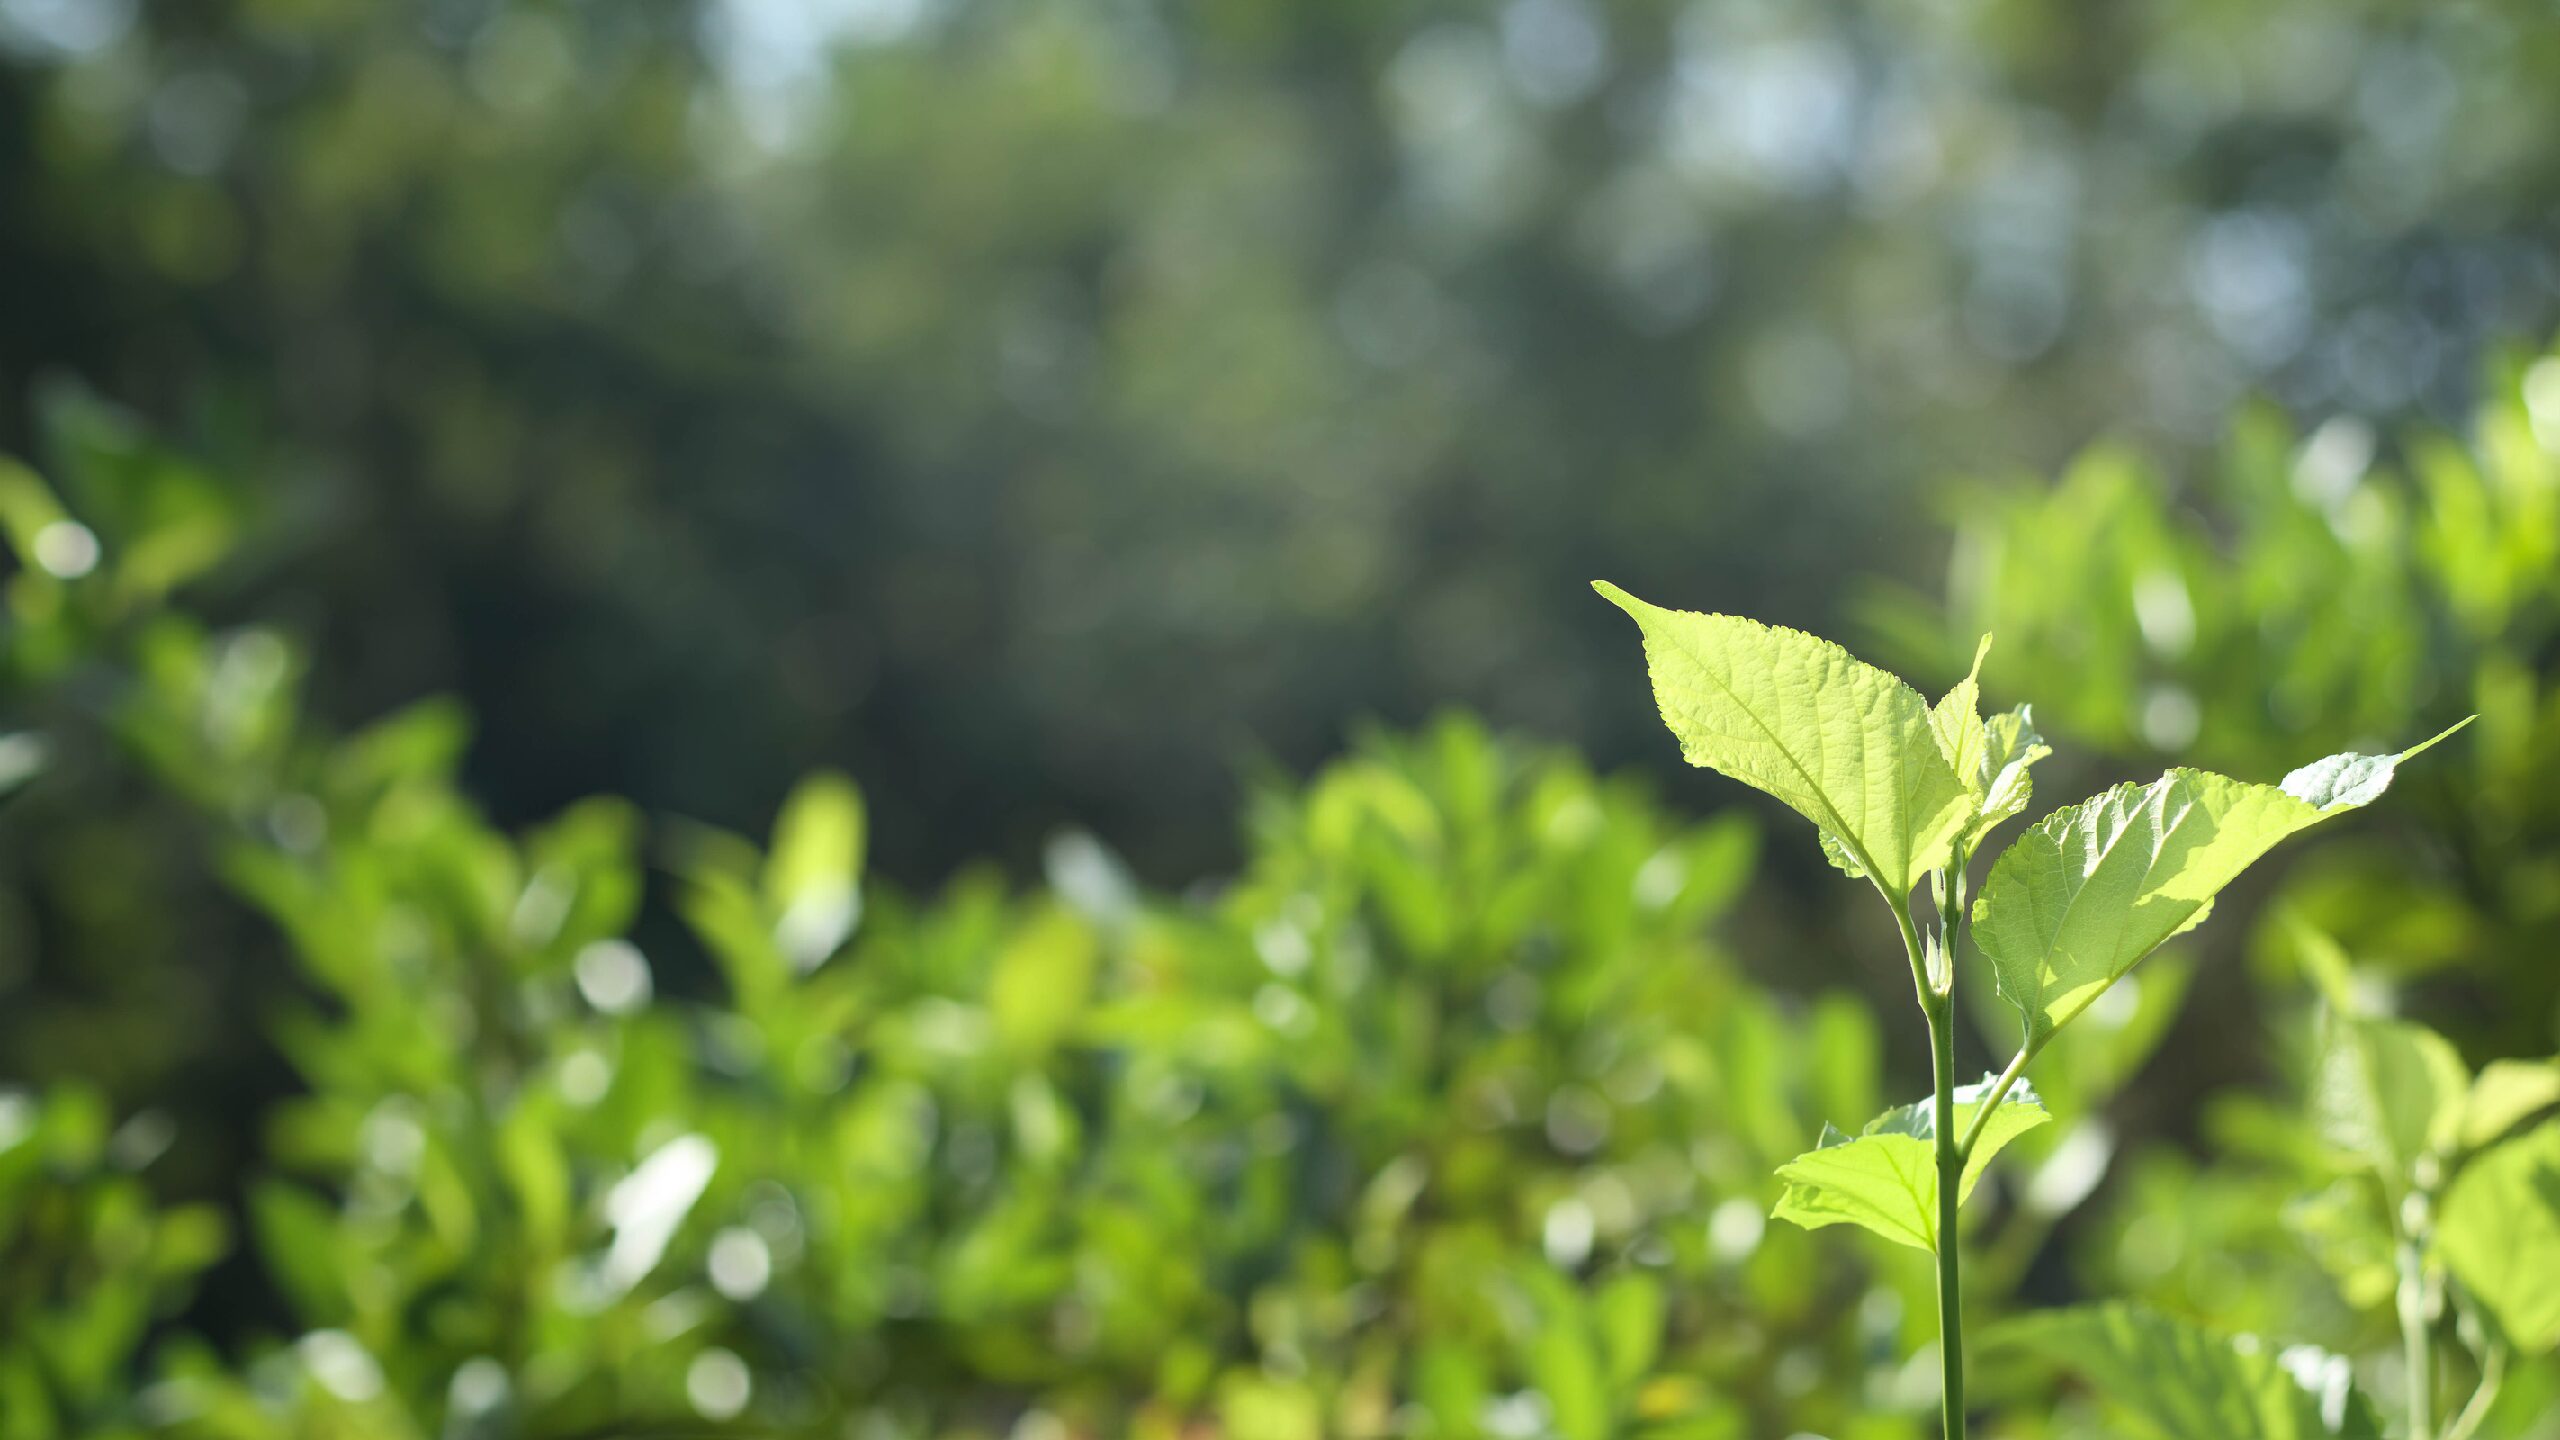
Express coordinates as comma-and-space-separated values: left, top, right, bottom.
1595, 582, 2466, 1440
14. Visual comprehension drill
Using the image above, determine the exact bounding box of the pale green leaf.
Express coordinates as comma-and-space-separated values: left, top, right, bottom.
1992, 1304, 2383, 1439
1771, 1077, 2049, 1252
1930, 635, 1993, 787
765, 771, 866, 971
496, 1103, 570, 1247
1592, 1271, 1664, 1390
1925, 636, 2047, 851
1773, 1124, 1936, 1251
2311, 1015, 2467, 1184
990, 904, 1100, 1056
1528, 1316, 1609, 1440
1595, 583, 1971, 895
1972, 705, 2050, 842
1817, 828, 1865, 880
2459, 1059, 2560, 1151
1972, 725, 2465, 1052
2438, 1121, 2560, 1352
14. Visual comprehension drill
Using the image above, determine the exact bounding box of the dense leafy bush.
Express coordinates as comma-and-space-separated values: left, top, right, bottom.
0, 427, 1925, 1437
6, 353, 2560, 1437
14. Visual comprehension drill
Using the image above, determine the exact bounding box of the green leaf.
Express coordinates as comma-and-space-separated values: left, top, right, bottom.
765, 771, 866, 971
989, 903, 1100, 1056
250, 1182, 346, 1323
1771, 1077, 2049, 1252
2310, 1015, 2467, 1185
1992, 1303, 2383, 1438
1972, 723, 2467, 1051
1922, 637, 2047, 854
1929, 634, 1994, 792
2438, 1121, 2560, 1352
2459, 1059, 2560, 1151
1528, 1313, 1610, 1440
1593, 1271, 1665, 1390
1595, 583, 1971, 895
496, 1103, 571, 1249
1972, 705, 2050, 844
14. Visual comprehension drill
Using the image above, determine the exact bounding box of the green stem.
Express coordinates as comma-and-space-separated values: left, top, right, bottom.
1929, 990, 1966, 1440
2397, 1235, 2432, 1440
1888, 890, 1935, 1013
2439, 1339, 2505, 1440
1957, 1046, 2035, 1159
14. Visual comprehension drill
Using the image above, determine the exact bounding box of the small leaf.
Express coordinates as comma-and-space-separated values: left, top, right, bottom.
1771, 1078, 2049, 1252
1930, 635, 1994, 788
1528, 1313, 1610, 1440
765, 771, 866, 971
1921, 636, 2048, 852
1816, 828, 1865, 880
1595, 583, 1972, 896
2437, 1121, 2560, 1352
1593, 1271, 1665, 1390
1991, 1303, 2384, 1439
990, 904, 1100, 1056
1973, 725, 2466, 1052
496, 1103, 571, 1249
1972, 705, 2050, 842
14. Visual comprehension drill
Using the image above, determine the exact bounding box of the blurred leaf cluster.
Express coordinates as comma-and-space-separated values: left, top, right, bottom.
0, 414, 1986, 1437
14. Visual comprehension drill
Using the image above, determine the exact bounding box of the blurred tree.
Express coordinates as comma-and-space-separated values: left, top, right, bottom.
7, 0, 2559, 893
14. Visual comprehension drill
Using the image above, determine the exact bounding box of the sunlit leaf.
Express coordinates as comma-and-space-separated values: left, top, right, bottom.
1593, 1271, 1665, 1390
1595, 582, 1971, 895
1929, 635, 1994, 796
1972, 705, 2050, 844
765, 771, 867, 971
2438, 1121, 2560, 1352
1528, 1311, 1609, 1440
1972, 722, 2468, 1051
1992, 1303, 2384, 1438
990, 904, 1099, 1056
1771, 1078, 2049, 1252
2459, 1059, 2560, 1151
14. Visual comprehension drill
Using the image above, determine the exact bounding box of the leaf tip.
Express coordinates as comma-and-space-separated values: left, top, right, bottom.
2399, 714, 2476, 762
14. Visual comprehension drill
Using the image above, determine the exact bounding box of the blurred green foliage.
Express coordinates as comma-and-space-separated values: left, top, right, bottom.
9, 0, 2560, 887
0, 427, 1943, 1435
6, 368, 2559, 1434
6, 0, 2560, 1430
